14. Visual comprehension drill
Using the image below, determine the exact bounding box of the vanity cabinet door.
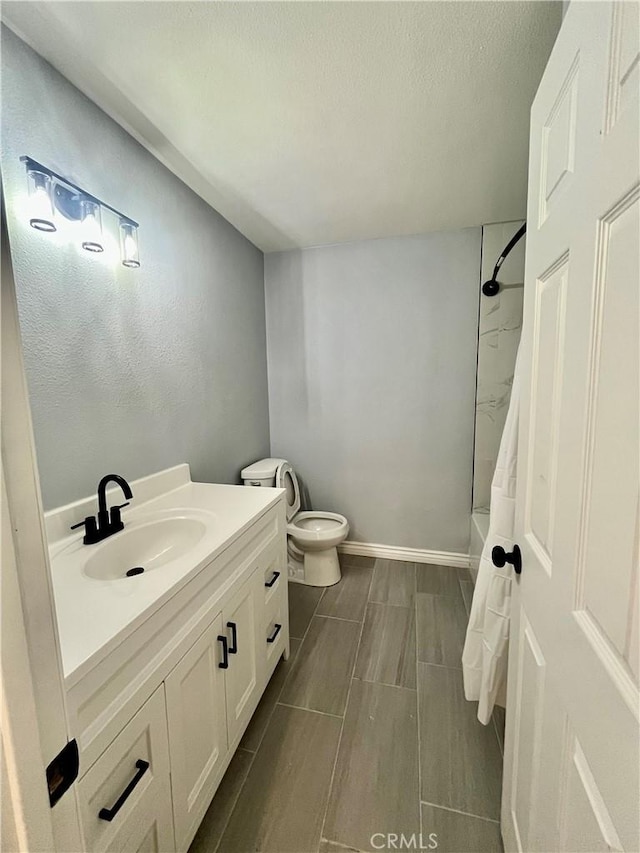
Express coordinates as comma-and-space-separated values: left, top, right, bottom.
165, 614, 228, 852
222, 570, 266, 745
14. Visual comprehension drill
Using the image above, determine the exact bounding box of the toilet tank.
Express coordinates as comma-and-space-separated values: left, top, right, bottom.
240, 457, 285, 487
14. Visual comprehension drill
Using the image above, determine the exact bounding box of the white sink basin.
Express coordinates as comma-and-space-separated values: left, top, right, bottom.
83, 515, 208, 581
46, 471, 286, 679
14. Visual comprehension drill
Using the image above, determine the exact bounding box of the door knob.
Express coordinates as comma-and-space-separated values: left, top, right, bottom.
491, 544, 522, 575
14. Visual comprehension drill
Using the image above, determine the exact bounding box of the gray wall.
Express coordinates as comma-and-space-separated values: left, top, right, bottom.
265, 230, 481, 554
1, 27, 270, 509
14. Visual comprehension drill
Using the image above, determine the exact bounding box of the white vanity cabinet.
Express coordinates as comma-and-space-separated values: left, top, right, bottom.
165, 616, 229, 850
66, 498, 289, 853
166, 567, 270, 850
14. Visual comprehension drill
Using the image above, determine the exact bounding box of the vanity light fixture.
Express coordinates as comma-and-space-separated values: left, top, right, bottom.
119, 219, 140, 268
25, 164, 57, 232
20, 156, 140, 268
80, 198, 104, 253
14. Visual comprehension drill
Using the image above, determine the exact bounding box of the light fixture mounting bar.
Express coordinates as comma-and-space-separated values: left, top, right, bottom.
20, 156, 139, 227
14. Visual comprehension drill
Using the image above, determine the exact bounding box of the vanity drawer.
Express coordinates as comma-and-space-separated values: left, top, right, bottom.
262, 548, 284, 604
77, 686, 174, 853
263, 584, 288, 671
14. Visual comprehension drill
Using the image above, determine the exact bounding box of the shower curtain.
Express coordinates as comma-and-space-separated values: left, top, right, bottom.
462, 351, 521, 725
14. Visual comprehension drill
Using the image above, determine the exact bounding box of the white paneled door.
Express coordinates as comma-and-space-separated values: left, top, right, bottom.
503, 3, 639, 852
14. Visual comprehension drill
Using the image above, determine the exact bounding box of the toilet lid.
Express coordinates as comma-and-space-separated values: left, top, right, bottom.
275, 461, 301, 521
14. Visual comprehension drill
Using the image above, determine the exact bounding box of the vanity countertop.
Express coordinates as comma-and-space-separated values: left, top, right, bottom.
46, 465, 284, 683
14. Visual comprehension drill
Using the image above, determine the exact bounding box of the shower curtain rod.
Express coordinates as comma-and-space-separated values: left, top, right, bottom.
482, 223, 527, 297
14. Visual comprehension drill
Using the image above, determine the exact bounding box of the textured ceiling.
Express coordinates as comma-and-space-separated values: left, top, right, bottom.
3, 2, 561, 251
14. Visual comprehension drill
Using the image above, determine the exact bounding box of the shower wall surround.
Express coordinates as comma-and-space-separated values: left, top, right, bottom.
472, 221, 525, 513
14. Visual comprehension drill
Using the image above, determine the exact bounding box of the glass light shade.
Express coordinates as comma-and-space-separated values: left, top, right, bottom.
27, 168, 56, 232
80, 199, 104, 253
119, 221, 140, 268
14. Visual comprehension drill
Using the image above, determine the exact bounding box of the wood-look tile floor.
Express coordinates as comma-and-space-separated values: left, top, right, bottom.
190, 557, 504, 853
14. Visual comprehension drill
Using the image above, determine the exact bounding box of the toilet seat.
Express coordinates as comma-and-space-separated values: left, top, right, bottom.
274, 461, 300, 521
287, 511, 348, 541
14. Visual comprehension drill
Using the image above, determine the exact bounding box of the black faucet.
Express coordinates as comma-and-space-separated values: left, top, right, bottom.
71, 474, 133, 545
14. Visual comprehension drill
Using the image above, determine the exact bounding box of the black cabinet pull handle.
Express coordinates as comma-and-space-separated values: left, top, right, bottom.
218, 635, 229, 668
492, 544, 522, 575
227, 621, 238, 654
267, 623, 282, 644
265, 571, 280, 588
98, 759, 149, 822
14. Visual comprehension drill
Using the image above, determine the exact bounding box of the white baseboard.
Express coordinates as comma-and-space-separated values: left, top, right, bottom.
338, 540, 470, 569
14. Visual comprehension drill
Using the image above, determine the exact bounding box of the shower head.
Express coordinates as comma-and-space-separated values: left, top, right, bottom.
482, 222, 527, 297
482, 279, 500, 296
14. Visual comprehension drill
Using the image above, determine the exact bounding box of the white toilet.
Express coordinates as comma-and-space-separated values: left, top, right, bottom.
240, 458, 349, 587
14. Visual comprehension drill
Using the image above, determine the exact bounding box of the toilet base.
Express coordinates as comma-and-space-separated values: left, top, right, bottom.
288, 545, 342, 587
